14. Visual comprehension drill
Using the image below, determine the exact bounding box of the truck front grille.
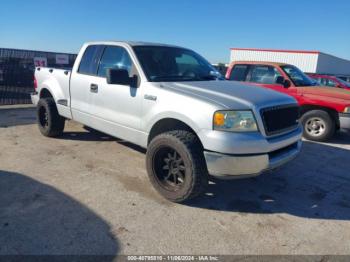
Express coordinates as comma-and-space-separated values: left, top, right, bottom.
261, 104, 300, 136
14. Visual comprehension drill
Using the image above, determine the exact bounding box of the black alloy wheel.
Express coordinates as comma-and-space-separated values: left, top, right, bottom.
153, 146, 187, 191
146, 130, 208, 202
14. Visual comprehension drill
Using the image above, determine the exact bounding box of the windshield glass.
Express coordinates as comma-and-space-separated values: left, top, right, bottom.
133, 46, 223, 82
337, 78, 350, 88
281, 65, 314, 87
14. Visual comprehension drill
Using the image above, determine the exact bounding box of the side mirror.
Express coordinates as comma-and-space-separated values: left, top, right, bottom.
276, 76, 291, 88
275, 76, 285, 85
106, 68, 133, 86
283, 79, 291, 88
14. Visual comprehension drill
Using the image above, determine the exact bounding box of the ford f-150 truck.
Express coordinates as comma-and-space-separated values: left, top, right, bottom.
32, 41, 302, 202
226, 61, 350, 141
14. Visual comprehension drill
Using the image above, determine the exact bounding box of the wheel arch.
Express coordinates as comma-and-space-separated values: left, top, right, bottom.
147, 118, 204, 149
39, 88, 54, 99
300, 104, 340, 128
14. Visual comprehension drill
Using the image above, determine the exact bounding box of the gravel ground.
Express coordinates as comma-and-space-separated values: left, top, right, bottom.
0, 105, 350, 255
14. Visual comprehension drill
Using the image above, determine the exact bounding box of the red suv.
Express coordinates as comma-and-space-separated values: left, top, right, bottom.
308, 74, 350, 90
226, 61, 350, 141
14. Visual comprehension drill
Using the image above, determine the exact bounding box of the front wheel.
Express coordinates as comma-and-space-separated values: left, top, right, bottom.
300, 110, 335, 142
37, 98, 65, 137
146, 130, 208, 203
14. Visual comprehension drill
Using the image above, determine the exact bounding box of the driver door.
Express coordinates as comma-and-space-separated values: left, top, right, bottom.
88, 45, 143, 145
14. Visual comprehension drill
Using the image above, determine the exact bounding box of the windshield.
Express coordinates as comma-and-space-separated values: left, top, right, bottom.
337, 78, 350, 88
133, 46, 223, 82
281, 65, 315, 87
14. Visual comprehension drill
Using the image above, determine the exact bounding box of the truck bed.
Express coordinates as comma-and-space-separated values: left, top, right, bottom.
35, 67, 72, 119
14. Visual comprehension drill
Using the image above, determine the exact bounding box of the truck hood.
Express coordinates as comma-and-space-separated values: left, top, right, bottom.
161, 80, 296, 109
298, 86, 350, 100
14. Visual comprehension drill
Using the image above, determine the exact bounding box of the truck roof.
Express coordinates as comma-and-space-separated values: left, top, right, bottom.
84, 41, 184, 49
308, 74, 336, 78
230, 61, 290, 67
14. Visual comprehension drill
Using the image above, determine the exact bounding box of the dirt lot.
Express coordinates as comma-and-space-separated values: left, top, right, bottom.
1, 105, 350, 255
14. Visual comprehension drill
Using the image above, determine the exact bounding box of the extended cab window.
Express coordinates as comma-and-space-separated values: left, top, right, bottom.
249, 65, 282, 84
97, 46, 132, 77
229, 65, 249, 81
78, 45, 104, 75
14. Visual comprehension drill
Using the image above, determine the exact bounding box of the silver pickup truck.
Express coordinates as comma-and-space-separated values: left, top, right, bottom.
32, 41, 302, 202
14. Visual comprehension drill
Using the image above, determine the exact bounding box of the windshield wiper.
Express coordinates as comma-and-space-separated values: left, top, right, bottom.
150, 73, 223, 82
197, 75, 219, 80
198, 70, 224, 80
150, 75, 200, 82
151, 75, 192, 81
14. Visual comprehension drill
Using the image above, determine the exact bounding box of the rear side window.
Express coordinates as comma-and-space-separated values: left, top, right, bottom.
319, 78, 327, 86
319, 77, 336, 87
314, 77, 322, 85
326, 79, 337, 87
229, 65, 249, 81
249, 65, 282, 84
78, 45, 104, 75
97, 46, 132, 77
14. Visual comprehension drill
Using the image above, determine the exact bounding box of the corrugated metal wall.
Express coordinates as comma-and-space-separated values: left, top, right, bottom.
230, 50, 319, 73
0, 48, 76, 105
317, 53, 350, 75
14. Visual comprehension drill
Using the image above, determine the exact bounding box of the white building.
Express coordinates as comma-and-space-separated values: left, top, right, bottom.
230, 48, 350, 78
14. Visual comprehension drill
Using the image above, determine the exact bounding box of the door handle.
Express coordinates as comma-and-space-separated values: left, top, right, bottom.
90, 84, 98, 93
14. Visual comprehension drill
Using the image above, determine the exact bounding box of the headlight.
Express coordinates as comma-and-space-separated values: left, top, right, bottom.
344, 107, 350, 113
213, 110, 258, 132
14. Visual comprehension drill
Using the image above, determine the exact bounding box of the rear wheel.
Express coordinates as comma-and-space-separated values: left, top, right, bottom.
37, 98, 65, 137
301, 110, 335, 142
146, 130, 208, 203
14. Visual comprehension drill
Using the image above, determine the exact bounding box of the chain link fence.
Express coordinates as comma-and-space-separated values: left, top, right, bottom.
0, 48, 76, 105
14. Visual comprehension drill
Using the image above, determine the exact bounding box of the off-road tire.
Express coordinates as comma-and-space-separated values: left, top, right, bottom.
300, 110, 335, 142
146, 130, 208, 203
37, 98, 65, 137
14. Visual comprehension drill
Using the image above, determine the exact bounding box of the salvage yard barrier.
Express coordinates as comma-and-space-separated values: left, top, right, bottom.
0, 48, 76, 105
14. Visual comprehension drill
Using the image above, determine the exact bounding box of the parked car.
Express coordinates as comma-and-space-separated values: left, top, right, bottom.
212, 63, 228, 76
31, 42, 302, 202
226, 61, 350, 141
308, 74, 350, 90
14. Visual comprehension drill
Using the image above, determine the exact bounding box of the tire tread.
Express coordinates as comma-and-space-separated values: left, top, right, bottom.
37, 98, 65, 137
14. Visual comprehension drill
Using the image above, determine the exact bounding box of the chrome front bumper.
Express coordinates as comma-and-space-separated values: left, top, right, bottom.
204, 140, 302, 179
339, 113, 350, 130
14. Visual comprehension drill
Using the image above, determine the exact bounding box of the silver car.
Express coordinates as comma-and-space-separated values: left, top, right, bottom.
31, 41, 302, 202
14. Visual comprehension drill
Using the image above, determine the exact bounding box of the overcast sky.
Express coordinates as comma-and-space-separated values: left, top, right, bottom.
0, 0, 349, 63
